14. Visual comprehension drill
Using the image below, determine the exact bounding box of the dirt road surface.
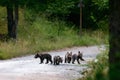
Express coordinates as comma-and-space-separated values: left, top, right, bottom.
0, 45, 105, 80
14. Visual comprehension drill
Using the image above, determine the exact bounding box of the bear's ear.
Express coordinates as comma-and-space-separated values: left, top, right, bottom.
36, 53, 40, 56
78, 51, 83, 54
67, 52, 69, 54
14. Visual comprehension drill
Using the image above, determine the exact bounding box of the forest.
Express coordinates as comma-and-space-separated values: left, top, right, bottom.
0, 0, 108, 58
0, 0, 120, 80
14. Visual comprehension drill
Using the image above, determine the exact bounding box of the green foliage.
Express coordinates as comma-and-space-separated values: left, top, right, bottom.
0, 0, 109, 30
82, 0, 109, 29
0, 7, 108, 59
80, 49, 109, 80
19, 0, 109, 30
0, 0, 19, 6
0, 40, 30, 59
0, 7, 7, 34
92, 0, 109, 9
46, 0, 75, 15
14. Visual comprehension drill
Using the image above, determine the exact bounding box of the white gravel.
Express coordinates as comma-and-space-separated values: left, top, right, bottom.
0, 45, 105, 80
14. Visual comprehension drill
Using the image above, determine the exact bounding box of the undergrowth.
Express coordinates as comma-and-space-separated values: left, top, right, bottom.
79, 49, 109, 80
0, 7, 108, 59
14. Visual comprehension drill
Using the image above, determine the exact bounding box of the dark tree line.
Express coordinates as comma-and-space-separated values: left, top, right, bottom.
0, 0, 109, 39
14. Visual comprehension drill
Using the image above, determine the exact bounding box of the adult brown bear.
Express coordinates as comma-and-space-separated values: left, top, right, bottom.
53, 56, 63, 65
34, 53, 53, 64
72, 51, 85, 64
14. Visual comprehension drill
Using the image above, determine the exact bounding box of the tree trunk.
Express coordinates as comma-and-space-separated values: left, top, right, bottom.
12, 3, 19, 39
79, 0, 82, 35
7, 4, 14, 38
6, 2, 18, 39
109, 0, 120, 80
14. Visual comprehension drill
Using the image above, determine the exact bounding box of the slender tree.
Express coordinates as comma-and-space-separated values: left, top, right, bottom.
109, 0, 120, 80
6, 0, 18, 39
79, 0, 83, 35
7, 3, 14, 38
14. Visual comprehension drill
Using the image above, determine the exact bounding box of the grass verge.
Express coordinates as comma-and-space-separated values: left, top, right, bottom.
79, 49, 109, 80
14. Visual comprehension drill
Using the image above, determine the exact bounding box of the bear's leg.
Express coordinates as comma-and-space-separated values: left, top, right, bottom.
54, 61, 55, 65
68, 58, 71, 63
65, 57, 67, 63
40, 59, 43, 64
56, 60, 59, 65
77, 58, 80, 64
80, 57, 85, 61
46, 59, 49, 64
72, 58, 75, 64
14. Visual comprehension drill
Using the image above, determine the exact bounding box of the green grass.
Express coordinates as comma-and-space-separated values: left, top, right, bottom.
0, 7, 108, 59
0, 7, 7, 34
79, 49, 109, 80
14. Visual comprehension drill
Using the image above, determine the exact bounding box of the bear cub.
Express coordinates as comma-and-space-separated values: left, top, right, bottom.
34, 53, 53, 64
53, 56, 63, 65
64, 52, 72, 63
72, 51, 85, 64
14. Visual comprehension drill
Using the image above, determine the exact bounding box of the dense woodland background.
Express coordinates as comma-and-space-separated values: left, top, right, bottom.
0, 0, 109, 59
0, 0, 109, 33
0, 0, 120, 80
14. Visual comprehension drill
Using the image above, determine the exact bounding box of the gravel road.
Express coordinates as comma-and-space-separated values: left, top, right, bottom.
0, 45, 105, 80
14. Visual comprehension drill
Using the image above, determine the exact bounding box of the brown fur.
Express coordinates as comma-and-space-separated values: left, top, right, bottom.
65, 52, 72, 63
34, 53, 53, 64
53, 56, 63, 65
72, 51, 84, 64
